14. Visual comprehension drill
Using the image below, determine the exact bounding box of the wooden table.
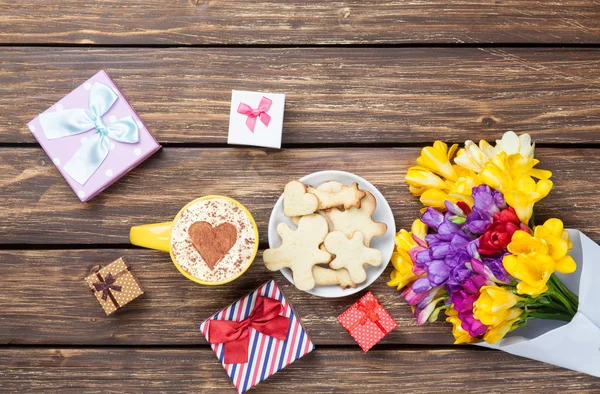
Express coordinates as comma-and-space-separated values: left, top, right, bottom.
1, 1, 600, 392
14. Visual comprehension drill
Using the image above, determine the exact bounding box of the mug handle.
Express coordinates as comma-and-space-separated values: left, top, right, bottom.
130, 222, 173, 252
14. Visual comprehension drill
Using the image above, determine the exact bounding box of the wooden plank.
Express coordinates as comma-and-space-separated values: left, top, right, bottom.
2, 347, 598, 392
1, 147, 599, 245
3, 47, 600, 145
0, 248, 451, 345
1, 1, 599, 45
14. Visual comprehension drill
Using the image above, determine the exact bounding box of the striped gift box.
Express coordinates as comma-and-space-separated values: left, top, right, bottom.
199, 280, 314, 393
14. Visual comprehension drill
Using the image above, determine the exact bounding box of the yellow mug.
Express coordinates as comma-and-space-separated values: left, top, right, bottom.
129, 195, 259, 286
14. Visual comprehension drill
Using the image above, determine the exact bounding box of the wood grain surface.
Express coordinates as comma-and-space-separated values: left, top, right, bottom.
1, 1, 599, 45
3, 0, 600, 388
1, 147, 599, 245
3, 347, 599, 392
0, 248, 451, 346
3, 47, 600, 145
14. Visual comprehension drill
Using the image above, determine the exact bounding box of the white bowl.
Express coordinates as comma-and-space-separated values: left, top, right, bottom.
267, 170, 396, 298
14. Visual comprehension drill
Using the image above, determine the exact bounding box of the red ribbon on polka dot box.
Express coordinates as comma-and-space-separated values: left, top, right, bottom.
338, 292, 397, 352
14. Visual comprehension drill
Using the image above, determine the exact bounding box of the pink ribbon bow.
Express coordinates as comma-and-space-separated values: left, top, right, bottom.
237, 96, 272, 132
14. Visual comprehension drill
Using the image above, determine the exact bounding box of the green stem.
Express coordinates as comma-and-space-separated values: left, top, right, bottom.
518, 294, 570, 315
528, 310, 574, 322
528, 212, 536, 229
550, 274, 579, 309
549, 290, 576, 315
546, 279, 577, 315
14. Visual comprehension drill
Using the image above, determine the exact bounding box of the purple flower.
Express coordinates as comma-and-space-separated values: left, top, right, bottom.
444, 200, 465, 216
483, 254, 512, 283
466, 185, 507, 235
466, 209, 490, 234
493, 191, 506, 210
426, 260, 450, 286
447, 263, 472, 294
451, 290, 478, 312
415, 295, 444, 325
411, 277, 432, 294
472, 185, 502, 215
459, 312, 488, 337
421, 207, 444, 231
417, 208, 477, 292
467, 240, 480, 259
402, 282, 430, 303
461, 273, 489, 294
450, 272, 490, 337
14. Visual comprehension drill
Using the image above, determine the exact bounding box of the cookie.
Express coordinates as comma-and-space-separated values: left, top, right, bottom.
323, 231, 382, 284
312, 180, 344, 193
307, 182, 365, 210
312, 265, 356, 289
290, 181, 344, 226
264, 214, 331, 291
291, 210, 333, 231
326, 191, 387, 246
283, 180, 319, 217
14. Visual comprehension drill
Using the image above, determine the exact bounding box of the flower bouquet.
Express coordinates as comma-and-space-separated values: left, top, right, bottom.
390, 131, 600, 376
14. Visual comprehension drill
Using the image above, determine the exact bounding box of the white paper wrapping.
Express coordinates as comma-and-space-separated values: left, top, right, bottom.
477, 230, 600, 377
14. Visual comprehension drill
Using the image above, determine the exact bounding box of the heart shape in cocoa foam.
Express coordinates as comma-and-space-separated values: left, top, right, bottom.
188, 221, 238, 270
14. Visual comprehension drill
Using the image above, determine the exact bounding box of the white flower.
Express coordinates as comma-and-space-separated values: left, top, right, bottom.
454, 131, 536, 173
494, 131, 535, 158
454, 140, 492, 172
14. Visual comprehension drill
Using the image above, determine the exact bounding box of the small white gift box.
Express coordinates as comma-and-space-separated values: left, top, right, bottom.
227, 90, 285, 149
478, 230, 600, 377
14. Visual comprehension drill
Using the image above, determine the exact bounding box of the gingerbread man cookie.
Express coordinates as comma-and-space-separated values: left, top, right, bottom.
308, 182, 365, 210
283, 180, 319, 217
326, 191, 387, 247
291, 181, 343, 228
312, 265, 356, 289
323, 231, 382, 284
264, 214, 331, 291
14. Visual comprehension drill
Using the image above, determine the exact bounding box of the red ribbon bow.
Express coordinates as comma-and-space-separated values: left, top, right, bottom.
208, 295, 290, 364
237, 96, 272, 132
92, 273, 122, 301
349, 299, 387, 334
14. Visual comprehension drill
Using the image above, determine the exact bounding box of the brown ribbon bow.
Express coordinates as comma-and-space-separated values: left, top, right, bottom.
93, 273, 122, 300
92, 268, 129, 308
349, 298, 387, 334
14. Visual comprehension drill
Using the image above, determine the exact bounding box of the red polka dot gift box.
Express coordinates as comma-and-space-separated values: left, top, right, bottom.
338, 291, 397, 352
84, 256, 144, 315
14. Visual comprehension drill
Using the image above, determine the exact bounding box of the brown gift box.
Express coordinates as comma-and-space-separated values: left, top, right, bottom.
84, 256, 144, 315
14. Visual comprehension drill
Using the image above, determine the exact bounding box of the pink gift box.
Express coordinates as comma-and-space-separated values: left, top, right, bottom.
27, 70, 161, 202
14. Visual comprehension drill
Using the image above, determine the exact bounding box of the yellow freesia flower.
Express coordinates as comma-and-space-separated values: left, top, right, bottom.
503, 253, 554, 295
473, 285, 523, 326
394, 219, 427, 251
406, 141, 480, 209
405, 166, 448, 191
416, 141, 458, 181
388, 220, 428, 291
504, 219, 576, 296
388, 249, 420, 290
445, 307, 477, 344
480, 152, 552, 224
533, 219, 576, 274
483, 307, 523, 344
